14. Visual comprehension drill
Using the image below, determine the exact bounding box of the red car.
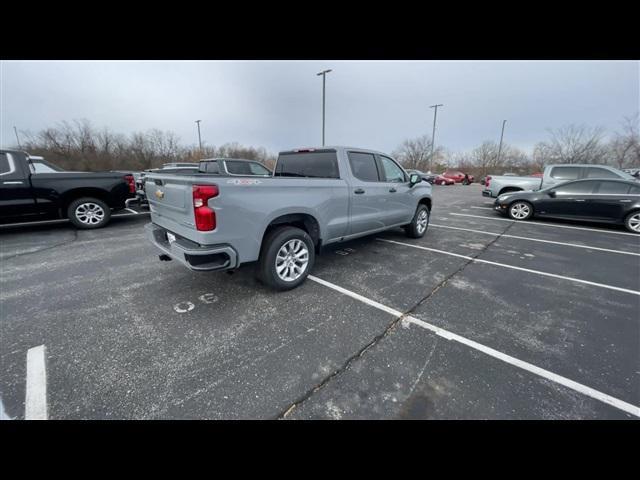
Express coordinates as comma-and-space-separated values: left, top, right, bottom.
442, 170, 475, 184
433, 174, 455, 186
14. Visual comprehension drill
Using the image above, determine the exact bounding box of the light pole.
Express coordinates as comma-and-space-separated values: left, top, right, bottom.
317, 69, 332, 146
195, 120, 203, 152
429, 104, 443, 172
496, 119, 507, 165
13, 126, 22, 149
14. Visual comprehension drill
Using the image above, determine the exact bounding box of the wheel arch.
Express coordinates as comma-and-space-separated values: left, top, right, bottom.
260, 212, 322, 252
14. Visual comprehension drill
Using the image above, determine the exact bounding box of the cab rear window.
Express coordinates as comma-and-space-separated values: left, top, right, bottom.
275, 151, 339, 179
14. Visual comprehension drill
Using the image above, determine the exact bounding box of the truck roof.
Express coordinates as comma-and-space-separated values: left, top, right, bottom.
279, 146, 390, 156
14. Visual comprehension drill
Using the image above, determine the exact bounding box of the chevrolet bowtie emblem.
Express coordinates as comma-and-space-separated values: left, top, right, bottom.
155, 190, 165, 199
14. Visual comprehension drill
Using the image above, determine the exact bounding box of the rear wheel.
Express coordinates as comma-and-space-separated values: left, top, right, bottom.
405, 205, 430, 238
258, 226, 315, 290
624, 211, 640, 233
67, 197, 111, 229
508, 201, 533, 221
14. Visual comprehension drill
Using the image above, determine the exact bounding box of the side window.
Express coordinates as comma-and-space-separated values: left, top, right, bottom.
248, 162, 271, 175
0, 153, 12, 175
629, 185, 640, 194
31, 162, 58, 173
200, 161, 220, 174
379, 156, 406, 183
555, 181, 598, 195
348, 152, 380, 182
596, 181, 631, 195
585, 167, 622, 179
550, 167, 580, 180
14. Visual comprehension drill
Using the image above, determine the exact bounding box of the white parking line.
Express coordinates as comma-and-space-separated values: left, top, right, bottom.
308, 276, 640, 418
429, 223, 640, 257
449, 213, 640, 237
0, 212, 149, 228
124, 208, 139, 214
470, 206, 493, 210
377, 238, 640, 296
25, 345, 47, 420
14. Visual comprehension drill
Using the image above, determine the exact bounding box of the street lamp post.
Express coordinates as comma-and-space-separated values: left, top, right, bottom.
429, 104, 443, 173
195, 120, 203, 152
496, 119, 507, 165
13, 126, 22, 149
317, 69, 332, 146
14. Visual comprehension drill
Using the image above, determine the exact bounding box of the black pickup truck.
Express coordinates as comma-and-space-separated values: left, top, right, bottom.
0, 149, 136, 228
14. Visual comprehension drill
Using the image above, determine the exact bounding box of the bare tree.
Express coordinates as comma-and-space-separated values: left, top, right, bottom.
536, 124, 607, 165
393, 135, 443, 172
608, 114, 640, 169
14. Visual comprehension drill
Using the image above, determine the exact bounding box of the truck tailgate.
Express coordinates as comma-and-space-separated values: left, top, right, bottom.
145, 174, 197, 228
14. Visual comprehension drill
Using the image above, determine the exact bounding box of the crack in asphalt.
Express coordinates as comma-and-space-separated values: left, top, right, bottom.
0, 230, 79, 262
277, 220, 516, 419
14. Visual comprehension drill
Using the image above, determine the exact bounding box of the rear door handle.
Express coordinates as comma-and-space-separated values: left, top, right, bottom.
354, 188, 365, 194
620, 199, 632, 203
574, 199, 585, 202
3, 181, 24, 185
389, 188, 397, 193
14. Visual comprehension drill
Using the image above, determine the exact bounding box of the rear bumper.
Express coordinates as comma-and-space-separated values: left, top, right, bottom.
482, 189, 495, 197
145, 223, 238, 271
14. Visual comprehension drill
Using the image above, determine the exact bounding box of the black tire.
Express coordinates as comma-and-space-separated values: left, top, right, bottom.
67, 197, 111, 229
405, 204, 430, 238
624, 211, 640, 234
507, 201, 534, 221
258, 226, 315, 291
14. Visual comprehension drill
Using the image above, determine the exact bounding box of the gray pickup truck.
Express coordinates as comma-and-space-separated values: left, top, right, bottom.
145, 146, 432, 290
482, 164, 635, 198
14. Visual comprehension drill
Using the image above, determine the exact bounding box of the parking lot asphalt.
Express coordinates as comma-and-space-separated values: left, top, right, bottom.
1, 184, 639, 419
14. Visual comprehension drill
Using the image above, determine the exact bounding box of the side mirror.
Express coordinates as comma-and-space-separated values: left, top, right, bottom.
409, 173, 421, 186
548, 190, 556, 198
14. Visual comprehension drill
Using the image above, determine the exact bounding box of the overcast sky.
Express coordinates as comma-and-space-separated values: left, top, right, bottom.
1, 60, 638, 155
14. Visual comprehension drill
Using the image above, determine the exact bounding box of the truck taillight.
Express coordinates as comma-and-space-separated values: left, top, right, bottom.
193, 184, 219, 231
124, 174, 135, 194
486, 176, 491, 188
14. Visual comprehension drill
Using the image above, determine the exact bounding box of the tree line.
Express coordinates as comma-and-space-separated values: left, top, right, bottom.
11, 115, 640, 177
393, 115, 639, 178
16, 119, 277, 172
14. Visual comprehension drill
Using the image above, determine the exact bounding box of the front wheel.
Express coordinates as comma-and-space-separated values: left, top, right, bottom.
67, 197, 111, 229
405, 205, 430, 238
258, 226, 315, 291
508, 201, 533, 221
624, 211, 640, 233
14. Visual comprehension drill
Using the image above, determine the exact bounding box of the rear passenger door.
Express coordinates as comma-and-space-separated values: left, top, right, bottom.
0, 152, 37, 218
346, 151, 388, 235
588, 181, 632, 221
377, 155, 414, 226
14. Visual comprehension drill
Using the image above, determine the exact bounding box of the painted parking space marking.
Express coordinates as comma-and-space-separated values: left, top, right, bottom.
377, 238, 640, 296
449, 213, 640, 237
308, 275, 640, 418
429, 223, 640, 257
25, 345, 48, 420
124, 208, 139, 214
470, 206, 493, 210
